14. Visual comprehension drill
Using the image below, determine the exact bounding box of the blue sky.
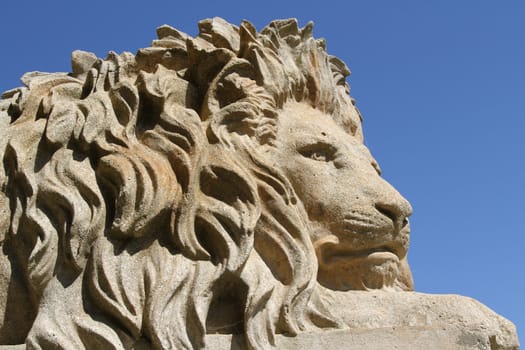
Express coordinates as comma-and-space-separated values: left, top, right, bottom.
1, 0, 523, 342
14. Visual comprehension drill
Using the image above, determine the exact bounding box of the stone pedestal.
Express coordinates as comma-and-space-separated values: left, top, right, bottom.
0, 293, 519, 349
206, 291, 519, 350
208, 327, 514, 350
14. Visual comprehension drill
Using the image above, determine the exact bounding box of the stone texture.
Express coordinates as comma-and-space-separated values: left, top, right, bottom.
204, 291, 519, 350
208, 327, 510, 350
0, 17, 519, 350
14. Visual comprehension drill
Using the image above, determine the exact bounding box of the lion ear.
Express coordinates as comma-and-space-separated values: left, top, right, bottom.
174, 144, 260, 272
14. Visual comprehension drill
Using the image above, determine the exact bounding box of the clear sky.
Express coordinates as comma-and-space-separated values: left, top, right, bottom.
1, 0, 523, 342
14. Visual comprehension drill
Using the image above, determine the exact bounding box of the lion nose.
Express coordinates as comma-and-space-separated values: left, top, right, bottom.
375, 196, 412, 231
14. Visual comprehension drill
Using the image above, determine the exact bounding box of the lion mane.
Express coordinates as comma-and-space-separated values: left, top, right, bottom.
0, 18, 362, 349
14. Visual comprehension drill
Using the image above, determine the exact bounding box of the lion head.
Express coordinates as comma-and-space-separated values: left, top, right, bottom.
0, 18, 412, 349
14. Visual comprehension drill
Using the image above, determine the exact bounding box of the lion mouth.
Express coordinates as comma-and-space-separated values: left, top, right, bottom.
319, 245, 399, 266
314, 235, 404, 267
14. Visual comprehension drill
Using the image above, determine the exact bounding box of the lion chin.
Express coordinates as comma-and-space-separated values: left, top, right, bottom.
312, 230, 413, 291
0, 17, 414, 350
317, 248, 411, 291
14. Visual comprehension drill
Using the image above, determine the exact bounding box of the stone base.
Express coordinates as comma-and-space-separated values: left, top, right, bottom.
206, 291, 519, 350
0, 292, 519, 350
207, 327, 511, 350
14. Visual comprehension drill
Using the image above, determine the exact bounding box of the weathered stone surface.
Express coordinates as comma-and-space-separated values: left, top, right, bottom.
0, 17, 519, 349
204, 291, 519, 350
71, 50, 98, 78
208, 326, 510, 350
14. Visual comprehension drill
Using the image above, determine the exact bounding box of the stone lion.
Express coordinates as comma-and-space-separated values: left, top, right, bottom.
0, 18, 413, 349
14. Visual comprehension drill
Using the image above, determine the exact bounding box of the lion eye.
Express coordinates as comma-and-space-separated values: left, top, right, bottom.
309, 151, 327, 161
299, 143, 336, 162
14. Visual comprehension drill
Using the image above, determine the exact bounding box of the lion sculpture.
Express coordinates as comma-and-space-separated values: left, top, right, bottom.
0, 18, 413, 349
